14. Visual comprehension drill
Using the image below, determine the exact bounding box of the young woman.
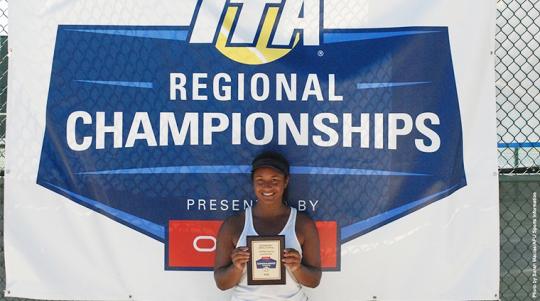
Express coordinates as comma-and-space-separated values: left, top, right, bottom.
214, 151, 321, 300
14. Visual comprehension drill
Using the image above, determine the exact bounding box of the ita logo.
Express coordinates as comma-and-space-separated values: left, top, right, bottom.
190, 0, 320, 65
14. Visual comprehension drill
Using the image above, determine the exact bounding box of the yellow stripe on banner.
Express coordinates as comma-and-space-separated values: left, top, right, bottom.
215, 6, 300, 65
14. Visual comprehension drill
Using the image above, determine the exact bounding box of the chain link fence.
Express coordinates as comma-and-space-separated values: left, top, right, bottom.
496, 0, 540, 174
497, 0, 540, 300
0, 0, 539, 300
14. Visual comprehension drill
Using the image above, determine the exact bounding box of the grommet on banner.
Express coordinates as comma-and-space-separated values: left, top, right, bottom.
128, 295, 132, 299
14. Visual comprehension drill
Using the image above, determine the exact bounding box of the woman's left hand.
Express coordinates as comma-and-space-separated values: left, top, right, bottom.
283, 248, 302, 272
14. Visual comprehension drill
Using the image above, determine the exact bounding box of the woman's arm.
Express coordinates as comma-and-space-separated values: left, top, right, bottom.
214, 216, 249, 290
283, 213, 322, 288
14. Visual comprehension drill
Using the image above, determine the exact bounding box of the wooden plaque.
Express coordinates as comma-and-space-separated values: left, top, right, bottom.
246, 235, 286, 285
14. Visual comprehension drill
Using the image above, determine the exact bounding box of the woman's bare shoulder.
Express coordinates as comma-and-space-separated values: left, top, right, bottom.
295, 211, 318, 240
220, 211, 246, 236
296, 211, 316, 228
294, 211, 319, 250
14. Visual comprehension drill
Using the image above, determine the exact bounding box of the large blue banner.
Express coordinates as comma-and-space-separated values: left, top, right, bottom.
37, 24, 466, 269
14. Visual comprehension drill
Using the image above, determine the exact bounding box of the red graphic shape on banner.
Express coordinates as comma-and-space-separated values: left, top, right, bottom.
168, 220, 223, 268
315, 221, 338, 269
168, 220, 338, 269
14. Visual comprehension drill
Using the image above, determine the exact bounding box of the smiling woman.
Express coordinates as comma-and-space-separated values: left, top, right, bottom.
214, 151, 321, 301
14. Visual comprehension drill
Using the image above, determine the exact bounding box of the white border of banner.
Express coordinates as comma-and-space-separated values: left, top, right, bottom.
5, 1, 498, 300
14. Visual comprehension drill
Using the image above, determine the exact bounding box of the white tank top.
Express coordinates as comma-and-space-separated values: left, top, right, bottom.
231, 207, 308, 301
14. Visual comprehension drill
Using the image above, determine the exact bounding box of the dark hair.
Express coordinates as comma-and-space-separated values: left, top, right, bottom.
251, 151, 290, 176
251, 151, 290, 205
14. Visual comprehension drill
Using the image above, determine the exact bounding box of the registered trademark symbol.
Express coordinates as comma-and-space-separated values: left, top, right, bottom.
317, 50, 324, 57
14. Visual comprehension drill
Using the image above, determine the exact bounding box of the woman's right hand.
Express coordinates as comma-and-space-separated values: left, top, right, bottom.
231, 247, 250, 270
